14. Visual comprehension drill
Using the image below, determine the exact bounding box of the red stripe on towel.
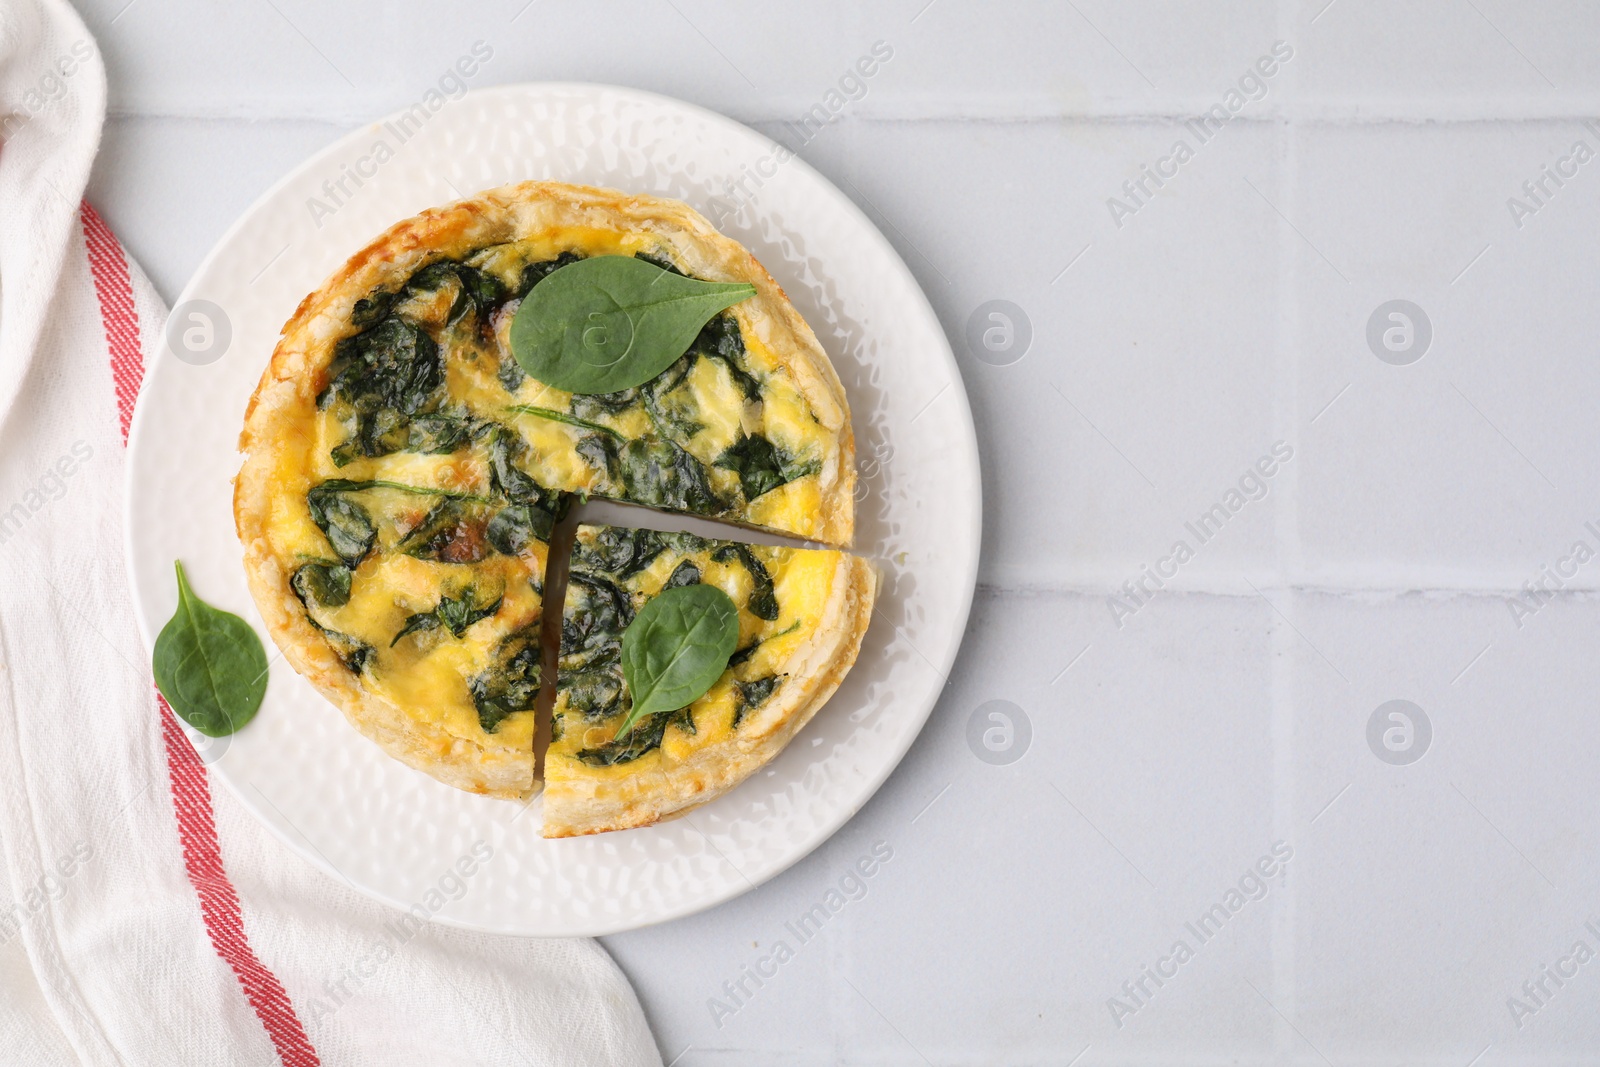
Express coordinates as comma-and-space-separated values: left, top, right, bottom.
81, 203, 143, 442
82, 201, 321, 1067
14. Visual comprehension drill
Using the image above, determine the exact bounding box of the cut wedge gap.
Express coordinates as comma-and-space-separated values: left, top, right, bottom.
576, 497, 836, 552
531, 504, 582, 788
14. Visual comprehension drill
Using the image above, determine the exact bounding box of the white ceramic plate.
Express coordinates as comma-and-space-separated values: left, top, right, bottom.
125, 83, 979, 936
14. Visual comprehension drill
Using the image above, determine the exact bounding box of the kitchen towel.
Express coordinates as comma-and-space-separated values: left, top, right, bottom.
0, 1, 662, 1063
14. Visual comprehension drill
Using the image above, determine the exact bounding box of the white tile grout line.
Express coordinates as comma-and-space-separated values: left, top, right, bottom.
104, 103, 1600, 130
1270, 51, 1302, 1040
978, 575, 1600, 602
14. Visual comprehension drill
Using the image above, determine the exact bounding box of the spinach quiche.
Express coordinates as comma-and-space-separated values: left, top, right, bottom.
235, 181, 867, 811
547, 524, 875, 837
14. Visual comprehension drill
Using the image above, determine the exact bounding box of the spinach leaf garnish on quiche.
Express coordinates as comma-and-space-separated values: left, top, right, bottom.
615, 583, 740, 739
509, 255, 756, 394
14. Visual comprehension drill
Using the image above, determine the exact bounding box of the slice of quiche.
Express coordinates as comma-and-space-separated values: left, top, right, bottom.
545, 524, 876, 837
235, 473, 556, 798
236, 181, 864, 807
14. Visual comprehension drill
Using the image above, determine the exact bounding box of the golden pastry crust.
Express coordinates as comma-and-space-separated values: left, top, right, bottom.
236, 181, 860, 807
542, 554, 877, 837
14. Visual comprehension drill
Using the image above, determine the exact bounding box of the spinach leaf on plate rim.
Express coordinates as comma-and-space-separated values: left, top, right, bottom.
153, 561, 270, 739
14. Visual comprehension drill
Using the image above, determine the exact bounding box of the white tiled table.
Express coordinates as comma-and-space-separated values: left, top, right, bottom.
83, 1, 1600, 1062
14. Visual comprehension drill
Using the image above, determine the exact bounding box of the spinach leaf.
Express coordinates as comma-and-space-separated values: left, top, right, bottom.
350, 291, 396, 328
574, 707, 695, 766
406, 261, 505, 327
469, 626, 542, 732
314, 478, 496, 504
434, 589, 500, 635
322, 317, 441, 417
658, 530, 716, 555
690, 313, 762, 402
509, 256, 755, 394
714, 433, 819, 501
290, 562, 352, 610
558, 667, 625, 721
559, 571, 633, 672
614, 584, 739, 740
485, 427, 554, 507
392, 585, 501, 646
506, 404, 625, 440
733, 674, 784, 727
663, 560, 701, 589
575, 432, 619, 479
570, 388, 640, 420
329, 406, 407, 466
313, 622, 375, 674
332, 411, 477, 466
715, 433, 786, 500
498, 350, 527, 393
496, 254, 584, 393
152, 561, 269, 739
404, 413, 474, 454
727, 619, 799, 668
514, 252, 582, 298
712, 543, 779, 621
320, 307, 448, 466
306, 484, 377, 566
395, 498, 491, 564
617, 438, 722, 515
640, 353, 704, 445
570, 525, 665, 579
486, 505, 549, 555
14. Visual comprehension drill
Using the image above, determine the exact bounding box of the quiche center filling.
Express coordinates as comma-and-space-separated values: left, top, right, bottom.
278, 237, 837, 766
